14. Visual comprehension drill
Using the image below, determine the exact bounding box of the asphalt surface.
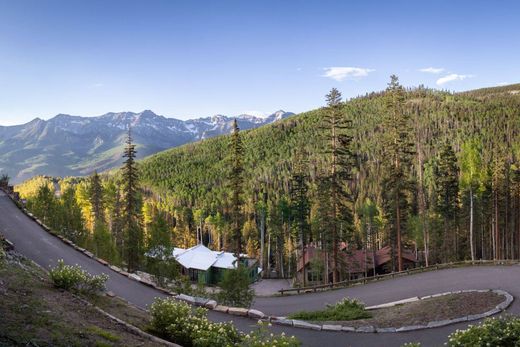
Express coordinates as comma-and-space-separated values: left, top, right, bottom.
1, 191, 517, 347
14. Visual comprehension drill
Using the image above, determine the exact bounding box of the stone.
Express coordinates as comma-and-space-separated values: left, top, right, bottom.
106, 291, 116, 297
341, 326, 356, 332
176, 294, 195, 304
356, 326, 375, 333
292, 320, 322, 330
213, 305, 229, 313
376, 327, 396, 333
466, 313, 487, 321
193, 297, 209, 307
204, 300, 218, 309
427, 319, 451, 328
271, 318, 293, 326
84, 250, 94, 258
128, 273, 141, 281
247, 309, 265, 319
109, 265, 122, 272
322, 324, 342, 331
228, 307, 248, 316
396, 325, 426, 332
96, 258, 108, 266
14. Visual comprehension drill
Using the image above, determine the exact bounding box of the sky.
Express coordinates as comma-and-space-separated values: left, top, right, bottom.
0, 0, 519, 125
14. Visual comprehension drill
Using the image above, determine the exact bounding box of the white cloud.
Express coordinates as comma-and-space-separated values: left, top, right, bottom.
497, 82, 509, 86
419, 67, 445, 74
322, 67, 374, 82
436, 74, 474, 86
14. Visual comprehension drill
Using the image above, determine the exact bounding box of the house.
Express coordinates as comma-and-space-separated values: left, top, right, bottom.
296, 244, 417, 285
147, 244, 260, 285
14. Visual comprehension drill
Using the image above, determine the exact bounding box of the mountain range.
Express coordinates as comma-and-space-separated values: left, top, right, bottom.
0, 110, 294, 183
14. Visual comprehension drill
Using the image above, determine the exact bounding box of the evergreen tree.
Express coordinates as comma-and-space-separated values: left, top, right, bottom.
381, 75, 415, 272
228, 119, 245, 257
122, 127, 143, 272
321, 88, 354, 283
289, 145, 310, 284
89, 171, 105, 229
59, 186, 86, 243
435, 143, 460, 261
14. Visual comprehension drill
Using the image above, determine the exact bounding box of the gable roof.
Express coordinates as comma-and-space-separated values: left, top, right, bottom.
172, 244, 239, 271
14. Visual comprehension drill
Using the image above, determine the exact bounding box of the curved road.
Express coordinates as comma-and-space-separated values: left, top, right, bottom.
1, 191, 517, 347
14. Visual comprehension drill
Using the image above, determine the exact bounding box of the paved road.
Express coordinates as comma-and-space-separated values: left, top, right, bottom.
0, 191, 517, 347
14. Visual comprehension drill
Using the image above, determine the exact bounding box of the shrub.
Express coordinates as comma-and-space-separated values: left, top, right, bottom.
49, 259, 108, 295
149, 298, 240, 347
0, 247, 5, 264
240, 321, 300, 347
217, 266, 254, 308
447, 316, 520, 347
288, 297, 371, 321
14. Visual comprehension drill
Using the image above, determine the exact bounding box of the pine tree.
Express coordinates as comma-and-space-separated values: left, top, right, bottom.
289, 145, 310, 285
435, 143, 460, 261
320, 88, 354, 283
122, 127, 143, 272
89, 171, 105, 229
228, 119, 245, 258
381, 75, 415, 272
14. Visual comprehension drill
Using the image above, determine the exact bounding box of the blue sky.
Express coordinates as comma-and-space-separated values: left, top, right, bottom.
1, 0, 519, 125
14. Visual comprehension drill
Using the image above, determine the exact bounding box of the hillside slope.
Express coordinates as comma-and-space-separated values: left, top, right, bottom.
0, 110, 293, 183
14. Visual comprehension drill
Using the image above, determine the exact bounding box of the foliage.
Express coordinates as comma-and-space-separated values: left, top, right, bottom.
288, 297, 370, 321
216, 266, 254, 308
240, 321, 300, 347
447, 316, 520, 347
49, 259, 108, 295
149, 298, 241, 347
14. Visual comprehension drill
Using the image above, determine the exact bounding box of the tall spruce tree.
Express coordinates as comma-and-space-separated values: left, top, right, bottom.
320, 88, 354, 283
381, 75, 415, 272
290, 145, 310, 285
228, 119, 245, 258
89, 171, 105, 229
435, 143, 460, 261
122, 127, 143, 272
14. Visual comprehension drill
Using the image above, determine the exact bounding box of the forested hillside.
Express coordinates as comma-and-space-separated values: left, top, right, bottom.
15, 80, 520, 283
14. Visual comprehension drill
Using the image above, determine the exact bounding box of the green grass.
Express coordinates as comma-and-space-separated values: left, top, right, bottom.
288, 298, 371, 322
88, 326, 121, 342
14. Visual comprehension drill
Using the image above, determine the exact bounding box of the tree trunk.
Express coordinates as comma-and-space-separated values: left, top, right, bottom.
470, 187, 475, 261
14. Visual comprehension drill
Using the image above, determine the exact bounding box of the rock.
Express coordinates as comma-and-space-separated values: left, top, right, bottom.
176, 294, 195, 304
204, 300, 218, 309
396, 325, 426, 332
128, 273, 141, 281
213, 305, 229, 313
228, 307, 248, 316
356, 326, 375, 333
271, 318, 293, 326
106, 291, 116, 298
376, 327, 396, 333
247, 309, 265, 319
322, 324, 342, 331
84, 250, 94, 258
341, 326, 356, 332
109, 265, 122, 272
292, 320, 322, 330
193, 297, 209, 307
466, 313, 487, 321
96, 258, 108, 266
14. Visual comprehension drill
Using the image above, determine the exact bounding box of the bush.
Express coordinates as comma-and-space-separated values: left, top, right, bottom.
0, 247, 5, 264
217, 266, 254, 308
149, 298, 240, 347
240, 321, 300, 347
150, 298, 300, 347
447, 316, 520, 347
49, 259, 108, 295
288, 297, 371, 321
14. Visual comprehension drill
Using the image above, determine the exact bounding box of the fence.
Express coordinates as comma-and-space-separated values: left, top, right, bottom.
278, 259, 520, 295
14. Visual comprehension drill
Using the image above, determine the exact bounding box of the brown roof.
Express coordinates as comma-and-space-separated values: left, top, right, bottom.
298, 245, 417, 274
